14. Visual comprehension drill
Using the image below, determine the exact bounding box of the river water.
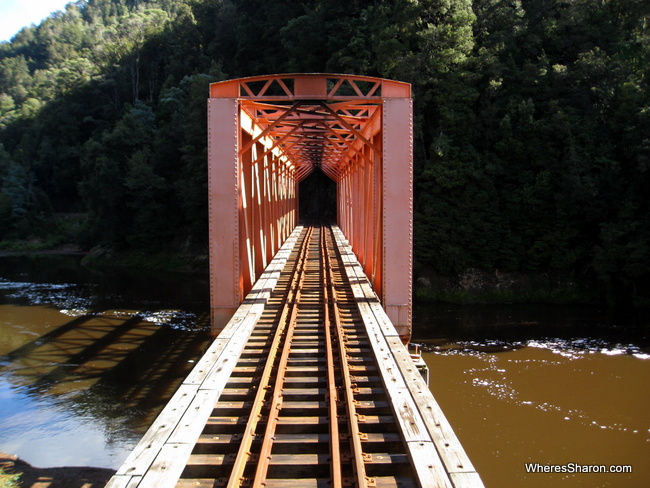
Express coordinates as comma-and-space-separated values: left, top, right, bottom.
0, 255, 648, 487
0, 254, 212, 469
414, 304, 650, 487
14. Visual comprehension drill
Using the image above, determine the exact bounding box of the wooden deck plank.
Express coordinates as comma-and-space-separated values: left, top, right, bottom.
109, 225, 483, 488
186, 453, 227, 465
168, 389, 223, 444
403, 441, 454, 488
182, 338, 230, 385
384, 335, 481, 478
139, 443, 194, 488
107, 227, 305, 487
177, 479, 420, 488
112, 383, 198, 477
331, 225, 485, 487
104, 475, 142, 488
452, 472, 488, 487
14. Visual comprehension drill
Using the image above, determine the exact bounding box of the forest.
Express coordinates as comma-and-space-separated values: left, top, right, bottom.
0, 0, 649, 308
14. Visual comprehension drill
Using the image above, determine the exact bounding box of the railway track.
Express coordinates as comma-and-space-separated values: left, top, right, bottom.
176, 225, 420, 487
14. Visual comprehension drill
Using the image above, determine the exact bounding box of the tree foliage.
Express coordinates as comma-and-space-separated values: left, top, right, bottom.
0, 0, 648, 305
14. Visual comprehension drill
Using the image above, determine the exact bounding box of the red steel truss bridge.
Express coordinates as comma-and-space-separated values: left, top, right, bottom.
107, 74, 484, 488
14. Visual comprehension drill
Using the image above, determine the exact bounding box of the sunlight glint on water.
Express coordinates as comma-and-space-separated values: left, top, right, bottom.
423, 343, 650, 487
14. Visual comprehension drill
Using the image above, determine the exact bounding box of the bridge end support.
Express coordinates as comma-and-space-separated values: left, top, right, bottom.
211, 307, 238, 337
382, 97, 413, 344
386, 304, 412, 345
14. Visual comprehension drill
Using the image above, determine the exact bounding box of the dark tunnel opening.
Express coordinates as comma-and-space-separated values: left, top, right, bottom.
298, 168, 337, 224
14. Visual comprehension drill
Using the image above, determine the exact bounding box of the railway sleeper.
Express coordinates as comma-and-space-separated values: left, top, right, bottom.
175, 477, 419, 488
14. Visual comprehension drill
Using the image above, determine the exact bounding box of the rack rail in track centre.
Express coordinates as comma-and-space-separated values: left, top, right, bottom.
107, 225, 484, 488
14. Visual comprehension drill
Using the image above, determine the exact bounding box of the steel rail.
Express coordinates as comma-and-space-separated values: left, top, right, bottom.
111, 224, 479, 488
226, 226, 313, 488
250, 228, 317, 486
323, 226, 371, 488
321, 226, 343, 488
250, 225, 358, 487
170, 223, 457, 487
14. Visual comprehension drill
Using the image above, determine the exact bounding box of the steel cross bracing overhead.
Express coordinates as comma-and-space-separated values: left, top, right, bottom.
208, 74, 413, 342
107, 76, 485, 488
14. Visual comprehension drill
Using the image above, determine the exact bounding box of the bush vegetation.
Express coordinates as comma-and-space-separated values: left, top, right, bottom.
1, 0, 648, 306
0, 468, 20, 488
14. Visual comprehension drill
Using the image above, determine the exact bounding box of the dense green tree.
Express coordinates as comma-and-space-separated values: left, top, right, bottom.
0, 0, 648, 305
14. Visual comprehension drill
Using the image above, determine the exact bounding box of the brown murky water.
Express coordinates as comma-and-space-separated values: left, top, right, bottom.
2, 255, 649, 487
0, 255, 211, 468
415, 304, 650, 488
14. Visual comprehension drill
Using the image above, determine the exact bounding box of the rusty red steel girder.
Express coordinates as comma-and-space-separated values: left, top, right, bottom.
208, 73, 413, 343
210, 73, 410, 100
235, 99, 382, 183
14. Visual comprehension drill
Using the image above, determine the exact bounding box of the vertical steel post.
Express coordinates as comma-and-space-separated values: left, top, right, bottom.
382, 97, 413, 343
208, 97, 241, 335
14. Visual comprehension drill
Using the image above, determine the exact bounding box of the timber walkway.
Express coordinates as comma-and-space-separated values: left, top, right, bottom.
107, 225, 483, 488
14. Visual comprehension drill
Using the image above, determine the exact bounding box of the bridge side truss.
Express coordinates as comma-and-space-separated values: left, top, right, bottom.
208, 74, 413, 342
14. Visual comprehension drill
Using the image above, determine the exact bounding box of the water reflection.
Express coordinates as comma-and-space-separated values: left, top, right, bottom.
414, 303, 650, 488
0, 256, 211, 469
4, 254, 649, 486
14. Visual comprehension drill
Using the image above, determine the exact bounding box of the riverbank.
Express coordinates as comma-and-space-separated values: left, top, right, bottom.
2, 241, 646, 308
0, 241, 209, 274
415, 268, 603, 306
0, 453, 114, 488
0, 244, 85, 257
81, 245, 209, 274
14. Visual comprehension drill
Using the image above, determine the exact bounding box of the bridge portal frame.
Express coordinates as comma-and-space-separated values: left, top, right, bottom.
208, 74, 413, 341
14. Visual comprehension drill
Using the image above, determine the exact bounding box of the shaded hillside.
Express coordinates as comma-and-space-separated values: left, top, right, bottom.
1, 0, 649, 306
